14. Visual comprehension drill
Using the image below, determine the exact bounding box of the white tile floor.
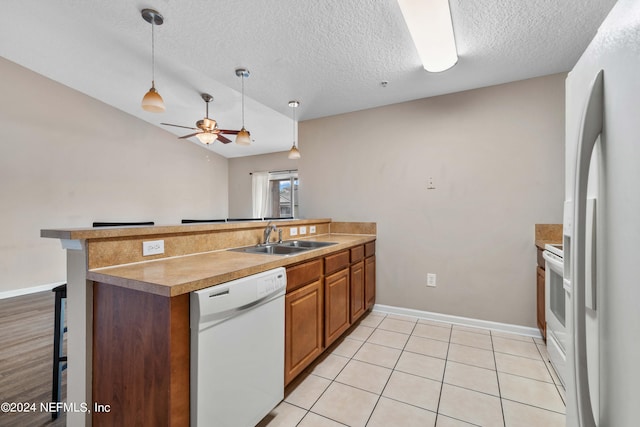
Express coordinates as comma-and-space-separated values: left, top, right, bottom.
258, 311, 565, 427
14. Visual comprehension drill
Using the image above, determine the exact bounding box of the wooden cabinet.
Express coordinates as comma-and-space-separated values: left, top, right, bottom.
325, 250, 350, 275
349, 246, 366, 323
364, 241, 376, 310
324, 267, 350, 348
537, 265, 546, 340
93, 283, 190, 426
324, 250, 351, 347
286, 259, 322, 293
284, 241, 376, 385
350, 260, 365, 323
285, 278, 323, 385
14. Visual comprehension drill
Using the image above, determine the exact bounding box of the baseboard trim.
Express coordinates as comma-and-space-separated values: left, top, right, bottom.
372, 304, 542, 339
0, 282, 66, 300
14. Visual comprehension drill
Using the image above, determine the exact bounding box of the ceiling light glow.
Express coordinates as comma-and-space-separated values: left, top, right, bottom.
397, 0, 458, 72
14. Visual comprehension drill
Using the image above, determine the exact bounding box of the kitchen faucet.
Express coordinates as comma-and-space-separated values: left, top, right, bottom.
262, 222, 277, 245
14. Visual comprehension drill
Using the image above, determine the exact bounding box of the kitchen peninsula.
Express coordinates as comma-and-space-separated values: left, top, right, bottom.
41, 219, 376, 426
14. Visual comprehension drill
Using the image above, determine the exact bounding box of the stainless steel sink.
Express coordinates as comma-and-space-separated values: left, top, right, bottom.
228, 240, 337, 256
278, 240, 337, 249
229, 244, 308, 256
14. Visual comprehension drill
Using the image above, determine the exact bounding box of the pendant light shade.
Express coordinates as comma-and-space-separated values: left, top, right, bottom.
288, 100, 301, 159
235, 128, 252, 146
141, 84, 165, 113
234, 68, 251, 145
288, 144, 301, 160
141, 9, 165, 112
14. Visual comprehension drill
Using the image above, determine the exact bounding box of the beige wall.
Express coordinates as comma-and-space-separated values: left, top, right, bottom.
2, 54, 566, 329
228, 152, 299, 218
0, 58, 228, 295
299, 74, 566, 327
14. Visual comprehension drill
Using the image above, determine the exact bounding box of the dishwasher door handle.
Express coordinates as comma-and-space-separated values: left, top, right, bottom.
235, 292, 282, 313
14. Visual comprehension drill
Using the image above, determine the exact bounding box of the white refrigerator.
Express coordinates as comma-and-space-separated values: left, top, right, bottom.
564, 0, 640, 426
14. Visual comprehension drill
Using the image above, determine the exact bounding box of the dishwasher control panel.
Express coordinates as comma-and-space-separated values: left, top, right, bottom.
257, 271, 287, 299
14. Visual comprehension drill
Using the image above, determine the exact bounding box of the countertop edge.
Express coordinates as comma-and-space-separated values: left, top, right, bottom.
42, 218, 334, 240
87, 234, 376, 297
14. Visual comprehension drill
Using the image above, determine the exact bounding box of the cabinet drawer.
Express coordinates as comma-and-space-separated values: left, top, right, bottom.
350, 245, 364, 263
287, 259, 322, 292
365, 241, 376, 257
324, 250, 350, 275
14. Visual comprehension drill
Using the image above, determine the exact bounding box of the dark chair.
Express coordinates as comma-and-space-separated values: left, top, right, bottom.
181, 219, 226, 224
51, 284, 67, 419
92, 221, 154, 227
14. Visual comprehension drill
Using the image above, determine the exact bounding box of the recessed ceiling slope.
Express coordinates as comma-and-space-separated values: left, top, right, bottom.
0, 0, 617, 158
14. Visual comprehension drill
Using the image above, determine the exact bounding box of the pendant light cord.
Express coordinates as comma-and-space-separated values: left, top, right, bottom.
151, 21, 156, 86
241, 75, 246, 127
292, 105, 296, 147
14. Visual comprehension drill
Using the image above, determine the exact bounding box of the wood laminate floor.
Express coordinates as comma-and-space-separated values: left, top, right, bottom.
0, 291, 66, 426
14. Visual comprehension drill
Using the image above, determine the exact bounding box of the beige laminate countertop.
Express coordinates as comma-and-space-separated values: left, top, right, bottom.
87, 234, 375, 297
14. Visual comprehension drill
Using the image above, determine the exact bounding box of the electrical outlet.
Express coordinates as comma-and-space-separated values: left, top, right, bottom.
299, 226, 307, 235
290, 227, 298, 236
310, 225, 316, 233
427, 273, 437, 287
143, 240, 164, 256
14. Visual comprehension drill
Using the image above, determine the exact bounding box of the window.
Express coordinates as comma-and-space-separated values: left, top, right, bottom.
267, 170, 298, 218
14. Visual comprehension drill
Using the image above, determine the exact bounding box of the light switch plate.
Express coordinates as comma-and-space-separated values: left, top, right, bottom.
310, 225, 316, 233
143, 240, 164, 256
290, 227, 298, 236
299, 226, 307, 235
427, 273, 437, 287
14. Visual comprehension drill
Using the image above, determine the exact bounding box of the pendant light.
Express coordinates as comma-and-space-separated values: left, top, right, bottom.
288, 101, 301, 159
234, 68, 252, 145
141, 9, 165, 113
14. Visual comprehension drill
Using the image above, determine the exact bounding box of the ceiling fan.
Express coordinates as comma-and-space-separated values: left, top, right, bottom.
161, 93, 239, 144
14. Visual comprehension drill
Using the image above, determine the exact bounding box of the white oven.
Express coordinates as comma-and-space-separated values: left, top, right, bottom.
542, 245, 571, 385
543, 243, 568, 386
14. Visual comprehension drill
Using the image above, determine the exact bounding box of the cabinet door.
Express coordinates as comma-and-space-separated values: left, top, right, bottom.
365, 256, 376, 310
350, 260, 365, 323
536, 266, 546, 340
285, 279, 323, 385
324, 268, 350, 347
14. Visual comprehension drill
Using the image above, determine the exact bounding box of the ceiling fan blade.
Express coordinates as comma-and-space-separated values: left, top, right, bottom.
161, 123, 199, 130
218, 129, 240, 135
217, 134, 232, 144
179, 132, 202, 139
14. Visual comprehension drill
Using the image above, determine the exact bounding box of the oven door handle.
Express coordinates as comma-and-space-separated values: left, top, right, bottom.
542, 251, 564, 273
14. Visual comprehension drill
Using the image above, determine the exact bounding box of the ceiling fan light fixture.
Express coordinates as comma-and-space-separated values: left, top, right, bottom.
236, 127, 251, 146
396, 0, 458, 72
288, 100, 301, 159
199, 118, 216, 130
140, 9, 165, 112
196, 132, 217, 145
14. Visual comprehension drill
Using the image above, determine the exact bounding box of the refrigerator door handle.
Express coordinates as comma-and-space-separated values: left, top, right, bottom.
572, 70, 604, 427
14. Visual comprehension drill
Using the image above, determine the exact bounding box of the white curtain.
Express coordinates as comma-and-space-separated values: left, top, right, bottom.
252, 171, 270, 219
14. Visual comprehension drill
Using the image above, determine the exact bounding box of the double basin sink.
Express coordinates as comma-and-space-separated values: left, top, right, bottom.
229, 240, 337, 256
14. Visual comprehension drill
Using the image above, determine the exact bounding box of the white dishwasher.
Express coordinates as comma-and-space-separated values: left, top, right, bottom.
190, 267, 286, 427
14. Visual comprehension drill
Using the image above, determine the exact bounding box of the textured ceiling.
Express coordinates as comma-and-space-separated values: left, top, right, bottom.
0, 0, 616, 158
